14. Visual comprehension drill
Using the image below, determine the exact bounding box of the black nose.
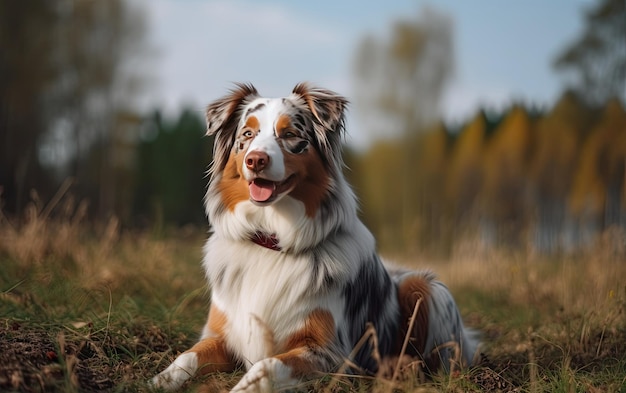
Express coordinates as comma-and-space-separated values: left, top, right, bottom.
245, 151, 270, 172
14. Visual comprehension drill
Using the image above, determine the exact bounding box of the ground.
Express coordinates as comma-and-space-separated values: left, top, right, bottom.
1, 217, 625, 392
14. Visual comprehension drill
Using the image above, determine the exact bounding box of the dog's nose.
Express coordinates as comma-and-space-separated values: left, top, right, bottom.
245, 151, 270, 172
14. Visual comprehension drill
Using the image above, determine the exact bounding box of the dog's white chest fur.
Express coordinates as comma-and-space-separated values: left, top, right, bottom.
203, 234, 345, 367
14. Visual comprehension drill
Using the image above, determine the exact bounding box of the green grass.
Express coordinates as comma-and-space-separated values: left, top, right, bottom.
1, 211, 625, 392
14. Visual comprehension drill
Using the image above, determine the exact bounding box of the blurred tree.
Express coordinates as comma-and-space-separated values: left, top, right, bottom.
570, 99, 626, 230
481, 106, 534, 247
446, 112, 486, 226
529, 93, 582, 252
553, 0, 626, 105
134, 110, 212, 227
353, 5, 454, 140
352, 141, 405, 251
0, 0, 147, 218
47, 0, 147, 217
410, 123, 450, 252
352, 5, 454, 252
0, 1, 57, 213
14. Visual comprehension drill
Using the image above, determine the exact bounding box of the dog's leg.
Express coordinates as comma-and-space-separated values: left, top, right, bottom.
151, 337, 234, 390
230, 309, 338, 393
152, 305, 235, 390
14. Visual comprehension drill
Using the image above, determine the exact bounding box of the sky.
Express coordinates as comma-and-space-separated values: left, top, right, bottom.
134, 0, 593, 148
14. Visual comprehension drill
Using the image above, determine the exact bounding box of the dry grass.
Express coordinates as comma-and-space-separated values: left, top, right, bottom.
1, 194, 625, 392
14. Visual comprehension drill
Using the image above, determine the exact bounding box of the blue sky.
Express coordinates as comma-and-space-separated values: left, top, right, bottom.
136, 0, 593, 147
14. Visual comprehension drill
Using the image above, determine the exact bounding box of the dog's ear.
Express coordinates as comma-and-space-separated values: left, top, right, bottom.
206, 83, 258, 136
292, 83, 348, 166
292, 83, 348, 133
206, 83, 259, 174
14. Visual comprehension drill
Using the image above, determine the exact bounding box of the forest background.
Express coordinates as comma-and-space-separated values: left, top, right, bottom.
1, 0, 625, 256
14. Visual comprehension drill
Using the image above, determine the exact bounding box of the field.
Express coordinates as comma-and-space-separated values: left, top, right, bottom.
1, 206, 625, 392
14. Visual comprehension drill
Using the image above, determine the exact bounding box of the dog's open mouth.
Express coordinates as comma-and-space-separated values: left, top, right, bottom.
248, 175, 296, 204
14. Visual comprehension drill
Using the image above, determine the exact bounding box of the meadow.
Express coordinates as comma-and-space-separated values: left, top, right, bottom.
1, 199, 625, 392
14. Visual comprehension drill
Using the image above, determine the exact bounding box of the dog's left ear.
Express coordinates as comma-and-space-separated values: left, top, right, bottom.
292, 83, 348, 165
292, 83, 348, 133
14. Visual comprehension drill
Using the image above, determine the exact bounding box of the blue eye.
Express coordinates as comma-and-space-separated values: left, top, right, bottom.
242, 130, 254, 138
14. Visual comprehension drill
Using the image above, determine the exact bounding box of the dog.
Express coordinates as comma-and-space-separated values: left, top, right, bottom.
151, 83, 478, 392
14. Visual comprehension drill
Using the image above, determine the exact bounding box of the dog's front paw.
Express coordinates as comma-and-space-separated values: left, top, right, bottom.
230, 358, 297, 393
150, 352, 198, 391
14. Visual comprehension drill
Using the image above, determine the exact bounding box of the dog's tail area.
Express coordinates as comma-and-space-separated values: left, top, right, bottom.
425, 278, 480, 372
390, 268, 480, 373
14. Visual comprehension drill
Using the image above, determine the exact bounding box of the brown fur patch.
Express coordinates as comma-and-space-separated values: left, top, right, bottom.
274, 348, 310, 378
188, 338, 235, 374
275, 114, 292, 136
217, 153, 249, 211
284, 147, 330, 217
396, 275, 431, 357
245, 116, 260, 132
188, 305, 235, 374
207, 305, 228, 336
275, 309, 335, 377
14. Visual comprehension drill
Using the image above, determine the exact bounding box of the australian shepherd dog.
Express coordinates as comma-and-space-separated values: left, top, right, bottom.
152, 83, 478, 392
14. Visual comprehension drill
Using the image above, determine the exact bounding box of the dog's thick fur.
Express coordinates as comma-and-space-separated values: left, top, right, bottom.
152, 83, 478, 392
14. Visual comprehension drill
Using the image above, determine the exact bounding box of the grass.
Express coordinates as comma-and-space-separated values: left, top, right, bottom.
1, 197, 625, 392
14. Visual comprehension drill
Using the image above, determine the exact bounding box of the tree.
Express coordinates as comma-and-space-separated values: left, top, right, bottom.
410, 123, 450, 252
0, 1, 58, 213
0, 0, 147, 217
553, 0, 626, 105
353, 5, 455, 141
529, 94, 581, 252
134, 110, 212, 227
481, 106, 534, 247
446, 112, 486, 224
351, 5, 455, 253
570, 99, 626, 229
47, 0, 147, 217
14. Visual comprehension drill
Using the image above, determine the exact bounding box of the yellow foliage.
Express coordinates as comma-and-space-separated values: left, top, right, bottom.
446, 112, 485, 206
570, 99, 626, 215
353, 97, 625, 254
530, 113, 579, 198
481, 106, 533, 225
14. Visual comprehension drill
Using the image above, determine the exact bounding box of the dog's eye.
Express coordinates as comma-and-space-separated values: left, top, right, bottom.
282, 131, 297, 138
242, 130, 254, 138
290, 140, 309, 154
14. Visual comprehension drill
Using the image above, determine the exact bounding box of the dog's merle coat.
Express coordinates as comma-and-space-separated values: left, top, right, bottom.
152, 83, 478, 392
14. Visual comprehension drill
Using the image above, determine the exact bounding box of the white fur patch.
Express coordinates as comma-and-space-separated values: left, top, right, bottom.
230, 358, 298, 393
151, 352, 198, 391
241, 102, 286, 180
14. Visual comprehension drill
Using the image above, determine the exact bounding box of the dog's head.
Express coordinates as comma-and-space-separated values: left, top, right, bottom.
205, 83, 348, 217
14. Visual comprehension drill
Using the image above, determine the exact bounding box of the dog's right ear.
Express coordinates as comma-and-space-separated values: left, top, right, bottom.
206, 83, 259, 136
206, 83, 259, 174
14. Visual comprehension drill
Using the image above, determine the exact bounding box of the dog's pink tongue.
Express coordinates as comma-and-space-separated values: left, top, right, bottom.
249, 179, 275, 202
